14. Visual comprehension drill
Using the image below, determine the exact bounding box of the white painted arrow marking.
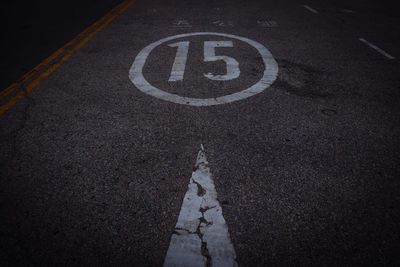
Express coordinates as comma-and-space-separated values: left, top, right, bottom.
163, 145, 237, 267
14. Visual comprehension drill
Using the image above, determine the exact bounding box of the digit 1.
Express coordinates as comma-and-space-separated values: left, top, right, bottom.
168, 41, 190, 82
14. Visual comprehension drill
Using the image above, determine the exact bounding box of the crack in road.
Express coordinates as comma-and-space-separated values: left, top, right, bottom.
163, 145, 237, 267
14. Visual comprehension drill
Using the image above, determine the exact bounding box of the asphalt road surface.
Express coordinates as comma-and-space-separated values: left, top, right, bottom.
1, 0, 400, 266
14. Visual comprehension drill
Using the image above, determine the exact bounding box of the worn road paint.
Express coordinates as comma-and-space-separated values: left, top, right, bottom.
359, 38, 396, 60
212, 20, 234, 27
172, 20, 192, 28
168, 41, 190, 82
257, 20, 278, 28
129, 32, 278, 106
204, 41, 240, 81
163, 145, 237, 267
0, 0, 136, 116
169, 40, 240, 82
303, 5, 319, 14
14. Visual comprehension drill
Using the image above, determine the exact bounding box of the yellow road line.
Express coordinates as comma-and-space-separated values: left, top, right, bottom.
0, 0, 136, 116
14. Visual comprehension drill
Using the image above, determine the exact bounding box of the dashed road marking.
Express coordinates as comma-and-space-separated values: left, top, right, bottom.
163, 145, 237, 267
303, 5, 319, 14
129, 32, 279, 106
359, 38, 395, 60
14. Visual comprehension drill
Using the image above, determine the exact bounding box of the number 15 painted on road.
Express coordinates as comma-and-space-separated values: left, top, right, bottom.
129, 32, 278, 106
168, 41, 240, 82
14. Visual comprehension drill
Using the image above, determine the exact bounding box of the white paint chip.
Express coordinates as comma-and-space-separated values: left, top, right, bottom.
163, 145, 237, 267
359, 38, 396, 60
303, 5, 319, 14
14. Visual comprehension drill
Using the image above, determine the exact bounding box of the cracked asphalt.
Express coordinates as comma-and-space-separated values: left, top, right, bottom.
1, 0, 400, 266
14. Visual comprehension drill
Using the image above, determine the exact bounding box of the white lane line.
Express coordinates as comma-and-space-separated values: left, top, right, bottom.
163, 145, 237, 267
303, 5, 319, 14
359, 38, 396, 60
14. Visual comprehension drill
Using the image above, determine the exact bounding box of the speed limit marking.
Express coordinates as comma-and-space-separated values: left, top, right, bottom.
129, 32, 278, 106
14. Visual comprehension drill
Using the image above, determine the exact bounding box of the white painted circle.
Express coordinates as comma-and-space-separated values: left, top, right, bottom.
129, 32, 278, 106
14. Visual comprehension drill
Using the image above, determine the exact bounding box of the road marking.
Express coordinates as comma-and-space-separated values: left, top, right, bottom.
168, 40, 242, 82
257, 20, 278, 28
163, 145, 237, 267
129, 32, 279, 106
168, 41, 190, 82
0, 0, 136, 116
172, 20, 192, 28
212, 20, 234, 27
303, 5, 319, 14
359, 38, 396, 60
203, 41, 240, 81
